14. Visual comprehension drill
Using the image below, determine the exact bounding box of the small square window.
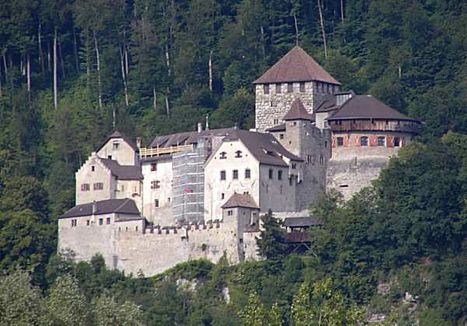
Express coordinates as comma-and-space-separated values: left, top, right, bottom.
113, 142, 119, 150
299, 82, 305, 92
269, 169, 273, 179
154, 199, 159, 208
394, 137, 400, 147
278, 170, 282, 180
287, 83, 293, 93
235, 150, 242, 158
280, 134, 284, 140
245, 169, 251, 179
360, 136, 369, 146
337, 137, 344, 146
106, 217, 111, 225
219, 151, 227, 159
377, 136, 385, 146
71, 219, 77, 227
276, 83, 282, 93
108, 155, 112, 160
151, 180, 160, 189
99, 218, 103, 225
91, 166, 95, 172
227, 210, 233, 216
221, 193, 225, 199
220, 170, 226, 181
233, 170, 239, 179
263, 84, 269, 94
86, 220, 90, 226
150, 163, 157, 171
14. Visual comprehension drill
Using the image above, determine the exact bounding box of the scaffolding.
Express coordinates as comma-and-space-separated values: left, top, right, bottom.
172, 141, 208, 224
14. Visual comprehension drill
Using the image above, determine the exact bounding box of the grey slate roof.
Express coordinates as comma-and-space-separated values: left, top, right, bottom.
221, 193, 259, 209
223, 129, 303, 167
253, 46, 340, 85
283, 98, 314, 121
60, 198, 140, 218
328, 95, 419, 121
100, 158, 143, 180
97, 130, 138, 152
149, 128, 234, 148
283, 217, 323, 227
266, 123, 286, 132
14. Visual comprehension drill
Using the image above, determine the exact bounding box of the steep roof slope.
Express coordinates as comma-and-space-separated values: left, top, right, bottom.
328, 95, 419, 121
223, 129, 302, 167
283, 98, 314, 121
60, 198, 140, 218
97, 130, 138, 151
253, 46, 340, 85
100, 158, 143, 180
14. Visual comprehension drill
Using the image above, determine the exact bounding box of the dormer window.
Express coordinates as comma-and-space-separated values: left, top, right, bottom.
219, 151, 227, 159
235, 150, 242, 158
263, 84, 269, 94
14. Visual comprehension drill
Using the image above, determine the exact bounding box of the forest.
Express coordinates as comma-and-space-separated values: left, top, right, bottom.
0, 0, 466, 324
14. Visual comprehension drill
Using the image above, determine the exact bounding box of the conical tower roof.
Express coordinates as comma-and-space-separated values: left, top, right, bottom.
283, 98, 314, 121
253, 46, 340, 85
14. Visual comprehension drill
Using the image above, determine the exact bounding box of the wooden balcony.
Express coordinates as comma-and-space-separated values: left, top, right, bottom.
139, 144, 193, 158
329, 120, 420, 134
285, 231, 310, 243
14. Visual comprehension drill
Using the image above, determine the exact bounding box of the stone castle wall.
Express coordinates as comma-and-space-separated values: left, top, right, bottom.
59, 217, 260, 277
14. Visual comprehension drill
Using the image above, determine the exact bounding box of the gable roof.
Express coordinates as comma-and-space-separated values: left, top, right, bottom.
60, 198, 140, 219
283, 216, 323, 227
253, 46, 340, 85
222, 193, 259, 209
100, 158, 143, 180
283, 98, 314, 121
266, 123, 286, 132
327, 95, 419, 121
223, 129, 302, 167
97, 130, 138, 152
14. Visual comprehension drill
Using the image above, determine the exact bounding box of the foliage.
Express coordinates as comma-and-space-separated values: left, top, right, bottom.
256, 210, 288, 260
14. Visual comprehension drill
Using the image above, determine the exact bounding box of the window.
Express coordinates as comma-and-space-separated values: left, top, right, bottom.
337, 137, 344, 146
227, 210, 233, 216
263, 84, 269, 94
299, 82, 305, 92
320, 155, 324, 165
221, 193, 225, 200
273, 119, 279, 125
306, 155, 312, 163
151, 180, 160, 189
71, 219, 77, 227
108, 155, 112, 160
99, 218, 103, 225
287, 83, 293, 93
135, 226, 138, 232
233, 170, 239, 180
93, 182, 103, 190
276, 83, 282, 93
245, 169, 251, 179
220, 170, 226, 181
106, 217, 111, 225
81, 183, 90, 191
269, 169, 273, 179
280, 134, 284, 140
91, 166, 95, 172
150, 163, 157, 171
278, 170, 283, 180
360, 136, 369, 146
289, 178, 293, 186
325, 141, 328, 148
219, 151, 227, 159
86, 220, 90, 226
394, 137, 400, 147
235, 150, 242, 158
377, 136, 385, 146
113, 142, 119, 150
154, 199, 159, 208
168, 197, 171, 203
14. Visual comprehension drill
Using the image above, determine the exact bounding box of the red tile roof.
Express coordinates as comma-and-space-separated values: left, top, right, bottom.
253, 46, 340, 85
221, 193, 259, 209
283, 98, 314, 121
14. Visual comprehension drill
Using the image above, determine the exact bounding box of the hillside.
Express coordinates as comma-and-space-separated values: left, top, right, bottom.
0, 0, 466, 324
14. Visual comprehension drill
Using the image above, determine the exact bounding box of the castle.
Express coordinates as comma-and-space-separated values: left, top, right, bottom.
58, 46, 421, 276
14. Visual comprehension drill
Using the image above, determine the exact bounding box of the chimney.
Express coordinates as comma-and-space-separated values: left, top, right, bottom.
197, 122, 203, 133
336, 91, 354, 106
136, 137, 142, 149
92, 200, 97, 215
205, 114, 209, 130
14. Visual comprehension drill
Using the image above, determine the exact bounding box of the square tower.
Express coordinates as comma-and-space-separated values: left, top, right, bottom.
254, 46, 340, 131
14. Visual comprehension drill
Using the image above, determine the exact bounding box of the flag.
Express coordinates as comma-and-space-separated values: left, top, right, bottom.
184, 188, 193, 193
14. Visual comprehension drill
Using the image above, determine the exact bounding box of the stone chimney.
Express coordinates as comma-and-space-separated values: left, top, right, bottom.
205, 114, 209, 130
136, 137, 142, 149
197, 122, 203, 133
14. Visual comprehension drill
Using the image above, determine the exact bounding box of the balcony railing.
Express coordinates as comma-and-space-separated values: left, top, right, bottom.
139, 144, 193, 158
330, 120, 420, 133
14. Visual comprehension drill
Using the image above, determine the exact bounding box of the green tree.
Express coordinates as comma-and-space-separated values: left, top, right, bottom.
256, 210, 287, 260
93, 294, 143, 326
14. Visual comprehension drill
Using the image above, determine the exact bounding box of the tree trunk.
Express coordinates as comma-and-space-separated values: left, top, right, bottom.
85, 32, 90, 86
2, 54, 7, 80
293, 13, 299, 45
340, 0, 344, 23
0, 65, 2, 98
38, 23, 45, 73
153, 87, 157, 112
208, 50, 213, 92
53, 28, 58, 109
165, 90, 170, 117
59, 38, 66, 79
94, 31, 103, 109
165, 44, 171, 76
47, 40, 51, 72
120, 46, 129, 107
317, 0, 328, 59
260, 25, 266, 60
73, 28, 79, 72
27, 54, 31, 97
